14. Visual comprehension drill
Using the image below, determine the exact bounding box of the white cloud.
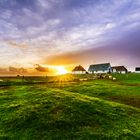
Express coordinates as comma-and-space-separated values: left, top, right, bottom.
37, 0, 51, 9
0, 0, 140, 67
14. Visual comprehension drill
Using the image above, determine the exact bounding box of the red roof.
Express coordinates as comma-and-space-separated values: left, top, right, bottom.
72, 65, 86, 71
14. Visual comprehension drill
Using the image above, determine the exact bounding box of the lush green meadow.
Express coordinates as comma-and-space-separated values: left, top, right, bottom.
0, 73, 140, 140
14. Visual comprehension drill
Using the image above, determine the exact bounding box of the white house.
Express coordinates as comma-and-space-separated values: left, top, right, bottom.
72, 65, 86, 74
135, 67, 140, 73
88, 63, 112, 74
112, 66, 128, 74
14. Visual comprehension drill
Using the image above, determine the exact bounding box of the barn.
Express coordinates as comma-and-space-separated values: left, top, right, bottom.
112, 66, 128, 74
88, 63, 112, 74
72, 65, 86, 74
135, 67, 140, 73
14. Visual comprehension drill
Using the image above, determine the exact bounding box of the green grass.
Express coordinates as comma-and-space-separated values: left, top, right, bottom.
60, 79, 140, 108
112, 73, 140, 84
0, 73, 140, 139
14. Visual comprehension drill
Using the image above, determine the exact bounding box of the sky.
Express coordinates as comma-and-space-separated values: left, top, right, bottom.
0, 0, 140, 75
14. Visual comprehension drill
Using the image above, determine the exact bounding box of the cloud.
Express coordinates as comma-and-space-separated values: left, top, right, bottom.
0, 0, 140, 72
7, 41, 28, 48
0, 66, 28, 75
8, 66, 28, 74
43, 30, 140, 71
37, 0, 54, 9
34, 64, 49, 72
0, 65, 51, 76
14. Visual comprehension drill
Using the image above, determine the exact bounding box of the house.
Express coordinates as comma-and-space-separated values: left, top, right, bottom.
135, 67, 140, 73
88, 63, 112, 74
72, 65, 87, 74
112, 66, 128, 74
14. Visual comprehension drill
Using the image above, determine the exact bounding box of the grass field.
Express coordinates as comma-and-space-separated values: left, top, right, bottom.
0, 73, 140, 140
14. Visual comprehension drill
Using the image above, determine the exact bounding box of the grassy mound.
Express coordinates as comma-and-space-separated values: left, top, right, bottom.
0, 85, 140, 140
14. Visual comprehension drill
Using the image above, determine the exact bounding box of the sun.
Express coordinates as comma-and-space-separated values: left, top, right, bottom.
56, 66, 68, 75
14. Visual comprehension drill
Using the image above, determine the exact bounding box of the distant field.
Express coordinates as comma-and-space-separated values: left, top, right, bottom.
60, 77, 140, 108
0, 73, 140, 140
112, 73, 140, 84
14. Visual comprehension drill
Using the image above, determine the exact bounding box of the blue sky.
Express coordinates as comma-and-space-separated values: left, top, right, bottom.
0, 0, 140, 73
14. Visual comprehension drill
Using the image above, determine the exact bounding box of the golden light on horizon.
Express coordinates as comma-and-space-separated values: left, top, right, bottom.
55, 66, 68, 75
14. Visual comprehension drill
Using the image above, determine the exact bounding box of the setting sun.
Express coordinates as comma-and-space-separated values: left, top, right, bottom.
56, 66, 68, 75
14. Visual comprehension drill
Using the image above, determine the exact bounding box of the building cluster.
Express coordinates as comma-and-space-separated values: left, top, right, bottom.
72, 63, 140, 74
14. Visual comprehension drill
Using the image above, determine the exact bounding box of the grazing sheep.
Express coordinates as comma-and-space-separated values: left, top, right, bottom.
109, 75, 112, 79
102, 75, 106, 78
84, 78, 88, 81
79, 78, 88, 81
113, 77, 116, 81
79, 79, 84, 81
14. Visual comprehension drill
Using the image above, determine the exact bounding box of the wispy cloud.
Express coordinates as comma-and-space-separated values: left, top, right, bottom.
7, 41, 28, 48
34, 64, 49, 72
0, 0, 140, 71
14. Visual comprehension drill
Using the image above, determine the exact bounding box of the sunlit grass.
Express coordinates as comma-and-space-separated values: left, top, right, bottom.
0, 85, 140, 139
0, 73, 140, 139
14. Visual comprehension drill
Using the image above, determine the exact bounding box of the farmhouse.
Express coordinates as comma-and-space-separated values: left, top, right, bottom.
112, 66, 128, 74
135, 67, 140, 73
88, 63, 112, 74
72, 65, 86, 74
